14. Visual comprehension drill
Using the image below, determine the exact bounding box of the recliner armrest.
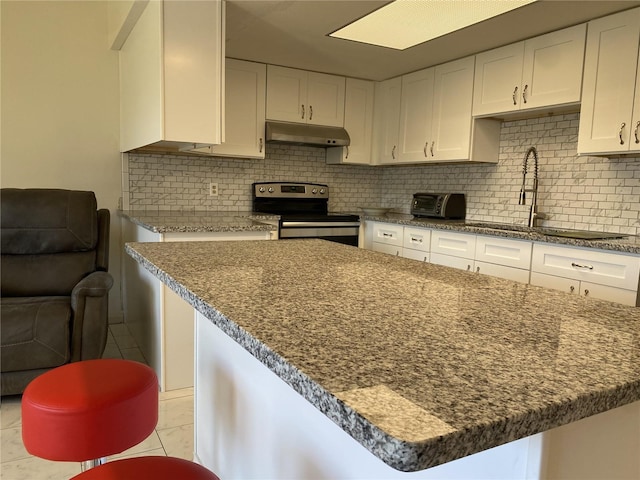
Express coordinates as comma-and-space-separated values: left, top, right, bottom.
71, 271, 114, 309
70, 271, 114, 361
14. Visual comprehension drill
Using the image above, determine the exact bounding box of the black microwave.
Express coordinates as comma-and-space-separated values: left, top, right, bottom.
411, 193, 466, 219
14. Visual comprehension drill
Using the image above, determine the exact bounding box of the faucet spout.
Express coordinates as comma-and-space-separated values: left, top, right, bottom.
519, 146, 542, 228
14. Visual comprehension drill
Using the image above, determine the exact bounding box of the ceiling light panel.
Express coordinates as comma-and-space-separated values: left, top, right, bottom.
330, 0, 537, 50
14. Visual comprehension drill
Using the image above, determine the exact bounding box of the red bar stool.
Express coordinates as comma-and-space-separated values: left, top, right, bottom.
22, 359, 219, 479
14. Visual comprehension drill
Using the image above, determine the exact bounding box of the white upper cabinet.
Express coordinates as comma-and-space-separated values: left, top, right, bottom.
398, 67, 435, 162
372, 77, 402, 164
203, 59, 266, 159
395, 56, 493, 164
473, 24, 586, 117
326, 78, 374, 165
266, 65, 345, 127
578, 7, 640, 156
119, 0, 224, 152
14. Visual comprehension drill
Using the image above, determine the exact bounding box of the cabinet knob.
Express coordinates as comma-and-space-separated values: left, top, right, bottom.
476, 266, 480, 273
584, 289, 589, 296
570, 285, 575, 293
619, 122, 626, 145
512, 86, 518, 105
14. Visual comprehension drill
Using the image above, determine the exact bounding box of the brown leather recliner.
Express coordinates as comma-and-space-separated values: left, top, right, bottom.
1, 189, 113, 395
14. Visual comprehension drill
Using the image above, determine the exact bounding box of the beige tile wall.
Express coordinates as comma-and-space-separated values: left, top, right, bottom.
127, 113, 640, 235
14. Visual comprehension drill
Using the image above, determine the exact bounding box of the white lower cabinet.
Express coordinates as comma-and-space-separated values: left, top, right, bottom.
530, 243, 640, 306
370, 222, 403, 256
402, 227, 431, 262
364, 222, 639, 305
429, 230, 476, 271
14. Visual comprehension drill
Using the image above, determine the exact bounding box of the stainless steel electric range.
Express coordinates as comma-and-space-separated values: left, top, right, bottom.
252, 182, 360, 246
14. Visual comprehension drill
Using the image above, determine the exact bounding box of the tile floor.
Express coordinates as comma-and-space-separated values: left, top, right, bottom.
0, 323, 195, 480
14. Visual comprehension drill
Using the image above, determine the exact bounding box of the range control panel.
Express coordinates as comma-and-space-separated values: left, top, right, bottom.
253, 182, 329, 199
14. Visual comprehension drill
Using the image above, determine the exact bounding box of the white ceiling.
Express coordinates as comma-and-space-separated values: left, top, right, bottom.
225, 0, 640, 81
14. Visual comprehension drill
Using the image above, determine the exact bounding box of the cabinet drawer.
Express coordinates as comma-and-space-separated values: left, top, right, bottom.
371, 223, 403, 246
531, 243, 640, 290
430, 253, 474, 271
475, 235, 532, 269
371, 242, 401, 256
403, 227, 430, 252
531, 272, 638, 306
431, 230, 476, 259
475, 261, 530, 284
402, 248, 429, 263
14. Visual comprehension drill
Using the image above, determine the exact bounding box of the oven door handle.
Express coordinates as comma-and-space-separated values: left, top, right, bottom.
281, 221, 361, 228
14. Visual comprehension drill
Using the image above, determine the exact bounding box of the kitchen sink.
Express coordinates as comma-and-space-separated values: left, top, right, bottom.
465, 222, 628, 240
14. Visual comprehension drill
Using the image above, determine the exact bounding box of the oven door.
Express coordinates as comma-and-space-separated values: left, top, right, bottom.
279, 221, 360, 246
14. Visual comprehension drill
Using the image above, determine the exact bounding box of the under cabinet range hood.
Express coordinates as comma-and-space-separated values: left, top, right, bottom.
265, 121, 350, 147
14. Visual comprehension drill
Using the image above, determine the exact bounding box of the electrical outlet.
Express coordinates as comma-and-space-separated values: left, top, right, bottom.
209, 182, 219, 197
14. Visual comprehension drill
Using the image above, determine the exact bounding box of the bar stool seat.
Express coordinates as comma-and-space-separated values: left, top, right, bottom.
22, 359, 158, 463
70, 456, 220, 480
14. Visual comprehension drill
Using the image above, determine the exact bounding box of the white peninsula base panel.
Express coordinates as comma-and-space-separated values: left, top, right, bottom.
122, 221, 272, 391
194, 311, 640, 478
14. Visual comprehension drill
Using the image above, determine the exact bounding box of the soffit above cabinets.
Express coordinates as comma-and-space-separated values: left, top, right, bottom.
225, 0, 640, 81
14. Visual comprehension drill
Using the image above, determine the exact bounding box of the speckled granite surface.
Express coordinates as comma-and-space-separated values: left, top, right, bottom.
126, 239, 640, 472
119, 210, 278, 234
362, 213, 640, 254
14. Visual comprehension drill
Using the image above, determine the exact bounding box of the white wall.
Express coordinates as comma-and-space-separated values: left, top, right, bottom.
1, 1, 123, 321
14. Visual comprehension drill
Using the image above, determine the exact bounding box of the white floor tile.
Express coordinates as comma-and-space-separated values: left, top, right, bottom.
157, 424, 194, 459
157, 395, 194, 430
1, 426, 30, 463
0, 396, 22, 429
109, 430, 164, 459
159, 387, 194, 401
0, 455, 81, 480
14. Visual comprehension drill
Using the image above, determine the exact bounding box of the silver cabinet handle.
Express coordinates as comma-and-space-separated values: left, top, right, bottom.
522, 84, 528, 104
259, 138, 263, 153
570, 285, 575, 293
410, 237, 422, 244
619, 122, 626, 145
476, 266, 480, 273
466, 264, 471, 271
345, 146, 349, 159
635, 121, 640, 144
391, 145, 396, 160
571, 262, 594, 270
584, 289, 590, 296
309, 105, 313, 120
512, 86, 518, 105
382, 232, 393, 237
424, 142, 428, 157
430, 141, 434, 157
423, 256, 427, 262
301, 105, 305, 119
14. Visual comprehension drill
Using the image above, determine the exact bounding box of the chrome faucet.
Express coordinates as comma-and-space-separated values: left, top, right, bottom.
518, 146, 543, 228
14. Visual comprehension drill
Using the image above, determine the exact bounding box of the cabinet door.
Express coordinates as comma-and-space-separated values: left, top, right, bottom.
398, 68, 434, 162
430, 253, 474, 272
521, 24, 586, 110
266, 65, 307, 123
306, 72, 345, 127
209, 59, 266, 158
473, 42, 524, 116
530, 271, 579, 295
578, 8, 640, 155
474, 261, 530, 284
431, 56, 475, 161
403, 227, 430, 253
402, 248, 429, 263
371, 242, 401, 257
373, 77, 402, 164
326, 78, 374, 165
371, 222, 403, 246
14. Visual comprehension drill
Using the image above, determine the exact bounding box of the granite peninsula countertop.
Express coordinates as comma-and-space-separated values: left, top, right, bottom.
119, 210, 278, 234
125, 239, 640, 472
362, 213, 640, 254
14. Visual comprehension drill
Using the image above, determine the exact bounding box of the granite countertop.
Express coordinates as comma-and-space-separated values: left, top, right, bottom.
119, 210, 278, 234
361, 213, 640, 254
125, 239, 640, 473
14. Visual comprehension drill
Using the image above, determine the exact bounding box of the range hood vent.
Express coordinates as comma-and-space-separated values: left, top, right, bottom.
265, 121, 350, 147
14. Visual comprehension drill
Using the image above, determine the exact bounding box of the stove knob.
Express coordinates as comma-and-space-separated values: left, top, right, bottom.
268, 187, 274, 193
319, 188, 326, 194
311, 188, 318, 194
258, 187, 265, 193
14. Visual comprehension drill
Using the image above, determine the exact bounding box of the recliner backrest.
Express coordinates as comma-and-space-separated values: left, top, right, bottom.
1, 189, 109, 297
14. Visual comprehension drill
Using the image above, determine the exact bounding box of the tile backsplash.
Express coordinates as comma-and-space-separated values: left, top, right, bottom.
125, 113, 640, 236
